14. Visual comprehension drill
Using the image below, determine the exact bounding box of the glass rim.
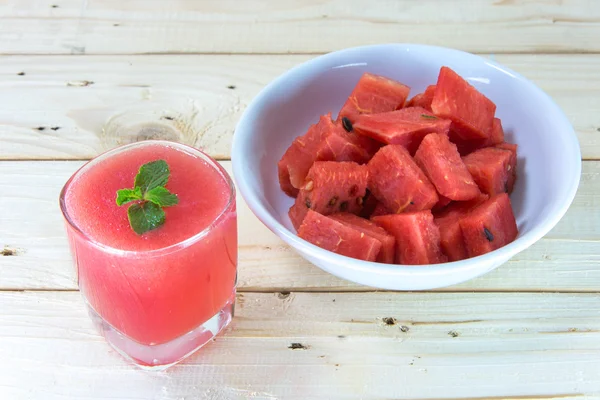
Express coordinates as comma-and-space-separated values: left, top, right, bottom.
59, 140, 236, 257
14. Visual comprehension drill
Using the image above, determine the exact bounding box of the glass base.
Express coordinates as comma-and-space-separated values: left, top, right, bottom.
86, 292, 235, 371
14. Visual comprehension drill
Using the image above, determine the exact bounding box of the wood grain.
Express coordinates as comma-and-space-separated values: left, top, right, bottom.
1, 160, 598, 292
0, 0, 598, 55
1, 291, 599, 399
0, 54, 598, 161
1, 2, 598, 398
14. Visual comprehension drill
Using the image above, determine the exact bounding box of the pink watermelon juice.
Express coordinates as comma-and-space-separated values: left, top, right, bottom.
60, 140, 237, 368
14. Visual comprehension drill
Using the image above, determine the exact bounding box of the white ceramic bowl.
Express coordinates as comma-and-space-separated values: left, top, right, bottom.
232, 44, 581, 290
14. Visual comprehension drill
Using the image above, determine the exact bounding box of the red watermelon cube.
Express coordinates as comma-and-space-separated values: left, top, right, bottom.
278, 115, 329, 197
488, 117, 505, 146
463, 147, 513, 196
434, 194, 489, 261
288, 161, 368, 230
278, 114, 373, 197
367, 145, 439, 213
435, 217, 467, 262
431, 66, 496, 140
496, 142, 517, 154
450, 117, 506, 156
317, 127, 374, 163
337, 73, 410, 123
449, 129, 482, 157
298, 210, 382, 261
459, 193, 518, 257
496, 142, 518, 193
329, 213, 396, 264
435, 193, 490, 220
406, 85, 436, 111
414, 133, 481, 201
336, 117, 383, 158
288, 196, 307, 231
372, 211, 447, 265
371, 201, 392, 217
353, 107, 452, 154
342, 130, 382, 161
432, 195, 452, 213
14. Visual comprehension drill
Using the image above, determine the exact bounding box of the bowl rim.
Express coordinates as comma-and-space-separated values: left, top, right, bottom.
231, 43, 582, 282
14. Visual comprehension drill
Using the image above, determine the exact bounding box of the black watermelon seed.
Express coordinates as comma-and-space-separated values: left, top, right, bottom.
484, 227, 494, 242
305, 199, 312, 209
339, 201, 349, 212
328, 196, 338, 207
341, 117, 353, 132
349, 184, 359, 196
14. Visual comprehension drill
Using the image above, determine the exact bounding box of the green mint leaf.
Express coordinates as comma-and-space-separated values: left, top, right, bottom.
134, 159, 170, 193
116, 187, 143, 206
144, 186, 179, 207
127, 202, 165, 235
116, 159, 178, 235
420, 114, 438, 120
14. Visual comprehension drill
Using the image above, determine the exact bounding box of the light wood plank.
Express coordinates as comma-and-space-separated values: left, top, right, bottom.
0, 54, 598, 161
0, 55, 300, 160
1, 291, 599, 399
1, 160, 598, 292
0, 0, 598, 55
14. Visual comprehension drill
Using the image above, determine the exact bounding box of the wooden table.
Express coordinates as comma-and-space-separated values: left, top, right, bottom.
1, 1, 600, 399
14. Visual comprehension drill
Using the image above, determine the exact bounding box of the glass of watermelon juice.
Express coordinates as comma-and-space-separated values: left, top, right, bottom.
59, 140, 237, 370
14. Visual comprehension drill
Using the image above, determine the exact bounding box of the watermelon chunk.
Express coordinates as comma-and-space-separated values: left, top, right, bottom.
278, 114, 372, 197
317, 127, 373, 163
371, 201, 392, 217
406, 85, 436, 111
434, 194, 489, 261
431, 66, 496, 140
336, 118, 383, 158
289, 193, 310, 230
288, 161, 368, 230
488, 117, 505, 146
435, 216, 467, 262
329, 213, 396, 264
463, 147, 512, 196
372, 211, 447, 265
496, 142, 518, 193
432, 195, 452, 213
298, 210, 382, 261
414, 133, 481, 201
450, 117, 506, 156
459, 193, 518, 257
436, 193, 490, 220
353, 107, 452, 154
278, 116, 329, 197
367, 145, 439, 213
449, 129, 481, 157
337, 73, 410, 123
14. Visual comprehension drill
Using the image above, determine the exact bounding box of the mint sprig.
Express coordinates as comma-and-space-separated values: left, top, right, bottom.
116, 159, 179, 235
